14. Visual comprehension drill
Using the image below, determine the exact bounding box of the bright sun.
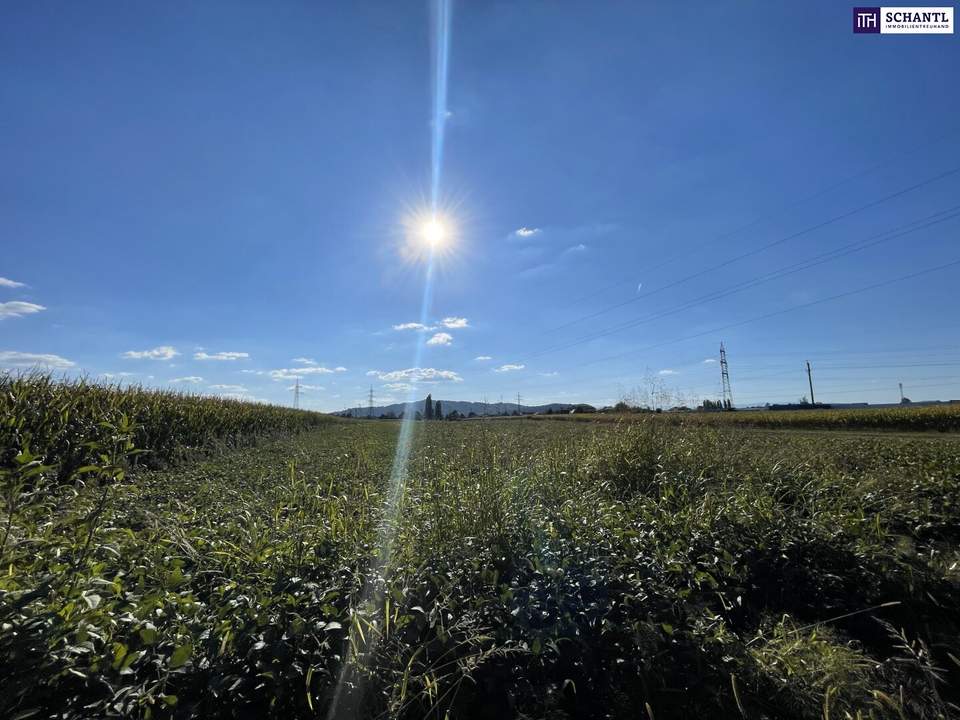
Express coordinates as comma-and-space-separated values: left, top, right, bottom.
401, 208, 459, 263
421, 217, 447, 248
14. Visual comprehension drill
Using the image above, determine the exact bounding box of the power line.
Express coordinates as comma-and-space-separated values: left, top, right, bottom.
562, 127, 960, 309
799, 362, 960, 370
519, 205, 960, 362
668, 371, 960, 394
582, 256, 960, 369
546, 165, 960, 335
733, 379, 960, 402
714, 343, 960, 360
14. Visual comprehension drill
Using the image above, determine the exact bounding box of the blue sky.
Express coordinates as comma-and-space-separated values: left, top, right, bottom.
2, 1, 959, 411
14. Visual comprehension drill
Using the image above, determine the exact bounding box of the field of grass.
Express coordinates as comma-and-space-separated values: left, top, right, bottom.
534, 403, 960, 434
2, 381, 960, 719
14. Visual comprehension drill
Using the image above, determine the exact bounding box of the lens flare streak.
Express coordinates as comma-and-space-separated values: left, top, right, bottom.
431, 0, 452, 211
327, 2, 451, 717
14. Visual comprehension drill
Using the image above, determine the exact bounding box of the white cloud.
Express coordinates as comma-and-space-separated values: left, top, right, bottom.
514, 227, 540, 237
384, 382, 414, 392
371, 367, 463, 383
170, 376, 204, 384
101, 372, 136, 380
475, 355, 492, 361
426, 332, 453, 346
209, 383, 247, 392
0, 351, 75, 369
0, 301, 45, 319
286, 383, 323, 391
366, 370, 380, 377
703, 358, 717, 364
658, 369, 678, 376
0, 277, 27, 289
539, 371, 559, 377
565, 243, 587, 253
268, 366, 341, 381
396, 319, 466, 334
241, 369, 265, 375
123, 346, 179, 360
494, 364, 525, 373
292, 357, 317, 365
194, 351, 249, 361
393, 322, 435, 332
334, 366, 347, 372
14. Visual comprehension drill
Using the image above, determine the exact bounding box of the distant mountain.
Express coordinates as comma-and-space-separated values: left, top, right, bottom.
334, 398, 594, 418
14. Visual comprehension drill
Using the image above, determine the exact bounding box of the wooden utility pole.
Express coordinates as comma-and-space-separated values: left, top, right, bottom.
806, 361, 815, 405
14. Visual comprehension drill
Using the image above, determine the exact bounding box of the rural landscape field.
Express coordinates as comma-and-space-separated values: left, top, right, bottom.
3, 1, 960, 718
2, 375, 959, 719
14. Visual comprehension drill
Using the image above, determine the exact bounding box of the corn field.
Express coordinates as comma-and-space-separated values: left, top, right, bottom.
1, 373, 333, 482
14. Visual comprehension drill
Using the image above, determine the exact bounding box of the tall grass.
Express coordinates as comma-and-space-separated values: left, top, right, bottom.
1, 373, 333, 481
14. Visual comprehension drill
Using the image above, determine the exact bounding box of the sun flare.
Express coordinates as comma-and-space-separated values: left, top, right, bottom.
402, 208, 459, 262
421, 217, 447, 248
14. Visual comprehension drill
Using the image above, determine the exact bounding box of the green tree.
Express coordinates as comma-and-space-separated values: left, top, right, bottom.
435, 400, 442, 419
425, 394, 433, 420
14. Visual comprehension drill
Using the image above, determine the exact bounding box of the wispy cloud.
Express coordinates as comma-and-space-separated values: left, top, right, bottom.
658, 369, 678, 375
0, 351, 75, 369
292, 357, 317, 365
370, 367, 463, 383
194, 351, 249, 361
395, 318, 466, 333
703, 358, 717, 364
426, 332, 453, 346
0, 277, 27, 289
539, 371, 559, 377
384, 382, 415, 392
286, 383, 323, 391
101, 372, 136, 380
0, 301, 45, 319
514, 227, 541, 238
494, 363, 525, 373
268, 366, 346, 381
170, 376, 203, 384
474, 355, 492, 361
123, 346, 179, 360
209, 383, 247, 392
393, 322, 435, 332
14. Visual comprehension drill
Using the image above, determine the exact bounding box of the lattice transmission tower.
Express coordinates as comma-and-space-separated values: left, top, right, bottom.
719, 342, 734, 410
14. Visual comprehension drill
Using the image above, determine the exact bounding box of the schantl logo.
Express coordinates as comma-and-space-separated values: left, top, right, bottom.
853, 5, 954, 34
854, 6, 881, 32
